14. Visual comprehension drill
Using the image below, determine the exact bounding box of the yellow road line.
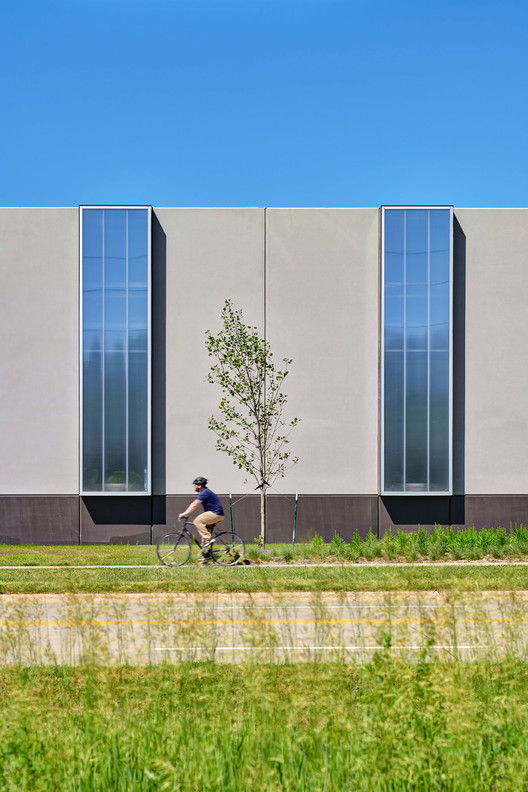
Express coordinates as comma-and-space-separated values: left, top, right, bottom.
0, 616, 527, 628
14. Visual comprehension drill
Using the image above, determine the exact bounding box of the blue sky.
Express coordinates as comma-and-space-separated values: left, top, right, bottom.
1, 0, 527, 207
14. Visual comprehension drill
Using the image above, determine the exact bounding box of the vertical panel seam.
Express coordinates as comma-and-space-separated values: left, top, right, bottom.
264, 207, 267, 343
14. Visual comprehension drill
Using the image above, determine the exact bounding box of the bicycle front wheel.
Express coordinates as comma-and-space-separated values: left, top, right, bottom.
157, 533, 191, 566
210, 532, 245, 566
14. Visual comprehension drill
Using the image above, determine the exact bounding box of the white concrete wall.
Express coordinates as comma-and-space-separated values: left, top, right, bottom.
266, 209, 380, 495
158, 207, 380, 497
156, 208, 265, 495
0, 208, 79, 494
3, 205, 528, 501
457, 208, 528, 495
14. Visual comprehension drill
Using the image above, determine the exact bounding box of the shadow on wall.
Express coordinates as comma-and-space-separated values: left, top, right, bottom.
452, 215, 466, 500
151, 212, 167, 525
80, 496, 152, 544
380, 496, 465, 534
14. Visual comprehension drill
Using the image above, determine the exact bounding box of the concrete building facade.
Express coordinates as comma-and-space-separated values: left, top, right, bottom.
1, 206, 527, 544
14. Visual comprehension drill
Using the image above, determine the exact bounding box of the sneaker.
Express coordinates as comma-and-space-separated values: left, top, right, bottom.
202, 537, 216, 549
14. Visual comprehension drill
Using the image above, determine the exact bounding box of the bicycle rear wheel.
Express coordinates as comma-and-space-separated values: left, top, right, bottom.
210, 532, 245, 566
157, 533, 191, 566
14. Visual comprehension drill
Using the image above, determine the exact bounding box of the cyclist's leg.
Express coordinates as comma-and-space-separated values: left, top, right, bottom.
194, 512, 224, 554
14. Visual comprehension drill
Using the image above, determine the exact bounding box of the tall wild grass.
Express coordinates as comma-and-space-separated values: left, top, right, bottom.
2, 661, 528, 790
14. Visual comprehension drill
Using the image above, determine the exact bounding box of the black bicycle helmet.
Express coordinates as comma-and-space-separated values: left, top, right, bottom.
192, 476, 208, 486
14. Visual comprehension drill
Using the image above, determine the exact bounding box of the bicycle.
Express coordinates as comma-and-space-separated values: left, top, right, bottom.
156, 518, 245, 567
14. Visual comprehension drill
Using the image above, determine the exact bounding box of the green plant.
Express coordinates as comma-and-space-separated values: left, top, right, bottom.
205, 300, 300, 547
106, 470, 126, 485
349, 529, 362, 554
310, 535, 325, 554
362, 529, 382, 560
416, 525, 428, 555
127, 471, 143, 491
428, 542, 444, 561
396, 528, 408, 555
5, 662, 528, 791
380, 527, 398, 560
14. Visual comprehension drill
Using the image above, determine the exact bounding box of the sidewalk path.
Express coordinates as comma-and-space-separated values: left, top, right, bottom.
3, 561, 528, 569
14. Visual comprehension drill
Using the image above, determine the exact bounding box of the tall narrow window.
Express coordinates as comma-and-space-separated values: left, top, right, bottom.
81, 207, 151, 494
382, 207, 452, 494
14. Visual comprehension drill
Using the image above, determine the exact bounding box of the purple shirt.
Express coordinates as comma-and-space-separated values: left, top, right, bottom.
197, 487, 224, 516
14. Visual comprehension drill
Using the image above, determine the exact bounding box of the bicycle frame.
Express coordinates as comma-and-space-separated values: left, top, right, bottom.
177, 519, 222, 547
157, 519, 245, 567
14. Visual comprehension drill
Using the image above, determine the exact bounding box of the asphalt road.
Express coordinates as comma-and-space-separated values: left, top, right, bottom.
1, 591, 527, 664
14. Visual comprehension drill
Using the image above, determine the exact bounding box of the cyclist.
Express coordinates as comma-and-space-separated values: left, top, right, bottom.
178, 477, 224, 560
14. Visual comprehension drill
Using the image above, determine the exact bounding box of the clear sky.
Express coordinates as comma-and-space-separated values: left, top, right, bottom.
1, 0, 527, 208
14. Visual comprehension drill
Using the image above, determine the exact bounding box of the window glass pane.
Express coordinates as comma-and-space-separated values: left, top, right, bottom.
430, 322, 449, 351
104, 209, 127, 286
83, 210, 103, 260
382, 207, 451, 494
129, 288, 148, 351
82, 351, 102, 492
384, 351, 404, 491
430, 282, 449, 328
128, 209, 149, 286
385, 326, 403, 351
83, 330, 103, 358
430, 351, 450, 490
82, 207, 150, 493
104, 349, 127, 491
405, 210, 428, 254
406, 350, 428, 490
430, 250, 449, 286
104, 293, 126, 344
406, 326, 427, 351
83, 210, 103, 337
83, 290, 102, 335
385, 253, 404, 284
430, 209, 450, 254
384, 284, 403, 326
406, 252, 428, 285
385, 210, 405, 253
430, 210, 450, 285
128, 349, 148, 492
406, 284, 427, 326
385, 210, 404, 283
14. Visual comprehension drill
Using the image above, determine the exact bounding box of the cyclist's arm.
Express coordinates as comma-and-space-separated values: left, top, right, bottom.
179, 499, 201, 519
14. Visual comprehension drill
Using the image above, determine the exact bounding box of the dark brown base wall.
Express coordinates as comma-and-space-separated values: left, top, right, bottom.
0, 497, 79, 544
3, 494, 528, 544
153, 494, 379, 545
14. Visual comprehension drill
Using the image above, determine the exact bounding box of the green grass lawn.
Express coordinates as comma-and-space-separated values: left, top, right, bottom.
2, 661, 528, 791
3, 523, 528, 567
1, 564, 528, 594
0, 544, 158, 566
3, 530, 528, 791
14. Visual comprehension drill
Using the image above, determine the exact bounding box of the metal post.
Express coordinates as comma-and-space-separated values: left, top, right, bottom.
229, 491, 234, 538
292, 492, 298, 550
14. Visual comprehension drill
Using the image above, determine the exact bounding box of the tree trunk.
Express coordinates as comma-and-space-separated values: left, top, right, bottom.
260, 486, 267, 548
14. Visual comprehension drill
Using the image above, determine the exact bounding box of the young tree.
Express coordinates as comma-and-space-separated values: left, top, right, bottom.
205, 299, 299, 547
